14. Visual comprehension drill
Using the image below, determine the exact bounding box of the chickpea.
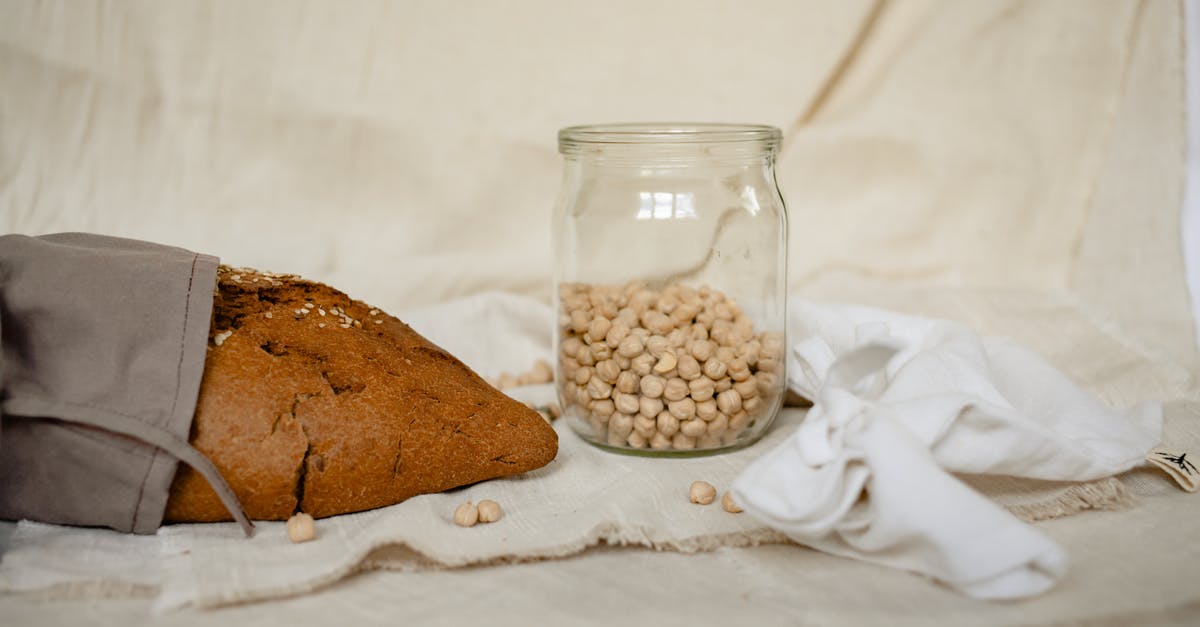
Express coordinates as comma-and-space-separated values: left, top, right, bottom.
671, 303, 700, 325
605, 323, 630, 349
649, 432, 673, 450
672, 433, 696, 450
729, 410, 750, 432
626, 431, 648, 449
689, 340, 715, 362
287, 512, 316, 543
676, 354, 702, 381
756, 372, 778, 395
617, 335, 645, 358
616, 308, 638, 326
733, 377, 758, 400
477, 500, 503, 523
640, 374, 666, 398
667, 397, 696, 420
663, 378, 689, 402
634, 414, 657, 438
574, 384, 591, 405
630, 352, 656, 376
680, 418, 707, 438
616, 370, 640, 394
595, 359, 621, 384
614, 391, 639, 415
574, 366, 593, 386
531, 359, 554, 383
453, 502, 479, 528
639, 395, 664, 418
587, 377, 613, 400
761, 332, 785, 360
706, 412, 729, 437
736, 340, 761, 367
656, 410, 680, 436
755, 358, 779, 373
590, 398, 615, 417
702, 358, 727, 380
570, 310, 591, 334
721, 492, 743, 513
696, 399, 718, 421
689, 481, 717, 505
587, 317, 612, 343
653, 350, 678, 374
687, 377, 715, 402
646, 312, 674, 335
561, 337, 583, 359
645, 335, 670, 358
590, 342, 613, 361
716, 389, 743, 415
608, 413, 634, 437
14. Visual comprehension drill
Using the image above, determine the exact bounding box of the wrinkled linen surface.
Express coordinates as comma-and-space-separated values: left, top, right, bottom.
0, 290, 1195, 614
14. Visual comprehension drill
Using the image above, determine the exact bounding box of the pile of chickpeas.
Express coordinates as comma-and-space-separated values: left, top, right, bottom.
557, 281, 784, 451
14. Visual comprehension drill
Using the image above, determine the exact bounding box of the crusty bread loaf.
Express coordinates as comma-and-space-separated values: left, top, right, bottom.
164, 266, 558, 522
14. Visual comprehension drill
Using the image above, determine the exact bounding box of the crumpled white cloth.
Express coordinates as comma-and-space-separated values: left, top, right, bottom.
732, 299, 1163, 600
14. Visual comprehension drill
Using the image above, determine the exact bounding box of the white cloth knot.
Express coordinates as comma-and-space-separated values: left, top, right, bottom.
732, 299, 1162, 600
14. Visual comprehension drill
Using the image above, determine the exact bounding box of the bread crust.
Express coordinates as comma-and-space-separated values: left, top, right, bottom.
164, 267, 558, 522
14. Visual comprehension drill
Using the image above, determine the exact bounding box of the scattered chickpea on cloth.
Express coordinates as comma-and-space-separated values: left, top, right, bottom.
689, 481, 717, 505
287, 513, 316, 543
454, 500, 503, 527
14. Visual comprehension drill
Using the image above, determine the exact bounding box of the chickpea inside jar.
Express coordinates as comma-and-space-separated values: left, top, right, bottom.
553, 124, 787, 455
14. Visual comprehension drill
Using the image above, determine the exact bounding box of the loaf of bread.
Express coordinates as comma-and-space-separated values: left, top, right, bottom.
164, 266, 558, 522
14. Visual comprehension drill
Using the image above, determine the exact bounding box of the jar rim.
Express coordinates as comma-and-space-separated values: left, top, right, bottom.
558, 123, 781, 152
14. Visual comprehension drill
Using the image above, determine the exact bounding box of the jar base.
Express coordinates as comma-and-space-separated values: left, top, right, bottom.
573, 428, 770, 458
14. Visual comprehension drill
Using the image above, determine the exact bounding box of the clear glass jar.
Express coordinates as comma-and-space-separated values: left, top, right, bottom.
553, 123, 788, 456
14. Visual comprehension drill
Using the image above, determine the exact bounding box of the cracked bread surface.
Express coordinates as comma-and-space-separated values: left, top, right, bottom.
163, 266, 558, 522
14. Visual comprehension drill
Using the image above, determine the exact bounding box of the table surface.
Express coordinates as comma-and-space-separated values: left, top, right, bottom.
2, 485, 1198, 627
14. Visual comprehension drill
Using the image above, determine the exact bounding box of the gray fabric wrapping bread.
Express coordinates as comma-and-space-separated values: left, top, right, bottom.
0, 233, 251, 534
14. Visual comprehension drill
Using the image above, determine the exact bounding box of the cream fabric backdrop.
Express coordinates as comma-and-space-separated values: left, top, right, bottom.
1, 0, 1193, 366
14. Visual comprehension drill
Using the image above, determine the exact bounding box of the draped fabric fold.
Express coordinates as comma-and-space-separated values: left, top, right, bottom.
732, 299, 1162, 599
0, 233, 252, 536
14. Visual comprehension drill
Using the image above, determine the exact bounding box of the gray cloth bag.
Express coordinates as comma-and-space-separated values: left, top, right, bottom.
0, 233, 250, 534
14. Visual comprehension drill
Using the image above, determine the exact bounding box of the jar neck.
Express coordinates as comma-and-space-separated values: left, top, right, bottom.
558, 123, 781, 168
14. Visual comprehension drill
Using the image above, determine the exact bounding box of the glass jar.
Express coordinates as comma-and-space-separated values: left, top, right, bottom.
553, 123, 788, 456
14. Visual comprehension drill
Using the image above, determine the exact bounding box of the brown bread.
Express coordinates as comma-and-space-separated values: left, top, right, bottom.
164, 266, 558, 522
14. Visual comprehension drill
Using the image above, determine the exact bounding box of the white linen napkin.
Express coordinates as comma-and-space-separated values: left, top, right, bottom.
732, 299, 1163, 600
